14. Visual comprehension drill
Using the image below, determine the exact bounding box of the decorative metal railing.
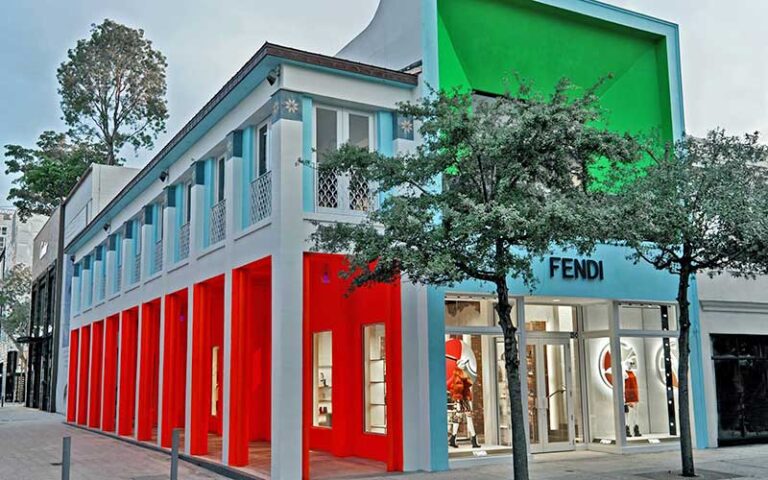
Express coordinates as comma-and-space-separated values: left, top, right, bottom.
97, 274, 106, 301
179, 222, 190, 260
153, 239, 163, 273
249, 172, 272, 225
133, 253, 141, 284
317, 170, 373, 212
210, 200, 226, 245
115, 264, 122, 293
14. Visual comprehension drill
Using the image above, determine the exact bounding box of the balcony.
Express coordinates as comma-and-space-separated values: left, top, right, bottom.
133, 253, 141, 284
115, 264, 122, 293
210, 199, 226, 244
317, 170, 374, 213
249, 172, 272, 225
179, 222, 190, 260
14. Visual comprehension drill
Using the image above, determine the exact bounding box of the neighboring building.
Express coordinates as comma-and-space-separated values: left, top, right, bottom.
60, 2, 706, 479
46, 164, 139, 415
0, 207, 13, 261
6, 211, 47, 273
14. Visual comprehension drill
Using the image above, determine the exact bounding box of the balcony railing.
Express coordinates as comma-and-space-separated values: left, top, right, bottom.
115, 264, 122, 293
153, 240, 163, 274
133, 253, 141, 284
317, 170, 373, 213
249, 172, 272, 225
210, 200, 226, 245
179, 222, 190, 260
97, 275, 106, 301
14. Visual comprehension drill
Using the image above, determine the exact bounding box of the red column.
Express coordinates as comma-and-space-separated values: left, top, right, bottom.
118, 308, 139, 436
77, 325, 91, 425
190, 281, 209, 455
88, 320, 104, 428
66, 329, 80, 422
137, 300, 161, 441
161, 290, 188, 448
229, 269, 247, 465
101, 315, 120, 432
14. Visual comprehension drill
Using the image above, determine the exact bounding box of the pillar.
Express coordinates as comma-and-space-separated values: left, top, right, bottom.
88, 320, 104, 428
77, 325, 91, 426
66, 329, 79, 422
102, 315, 119, 432
118, 308, 139, 436
137, 299, 161, 441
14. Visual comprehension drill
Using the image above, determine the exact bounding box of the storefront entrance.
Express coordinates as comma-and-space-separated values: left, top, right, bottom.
527, 337, 575, 453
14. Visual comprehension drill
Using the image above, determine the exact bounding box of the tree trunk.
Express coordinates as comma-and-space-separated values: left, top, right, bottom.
676, 263, 695, 477
495, 279, 529, 480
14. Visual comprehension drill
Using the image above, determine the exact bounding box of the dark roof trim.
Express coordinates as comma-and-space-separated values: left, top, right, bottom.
65, 42, 418, 253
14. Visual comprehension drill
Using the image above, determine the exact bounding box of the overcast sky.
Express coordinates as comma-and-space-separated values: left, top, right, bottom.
1, 0, 766, 207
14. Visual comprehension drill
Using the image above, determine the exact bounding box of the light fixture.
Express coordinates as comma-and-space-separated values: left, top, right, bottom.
103, 222, 110, 233
266, 67, 280, 86
552, 298, 561, 303
159, 169, 169, 182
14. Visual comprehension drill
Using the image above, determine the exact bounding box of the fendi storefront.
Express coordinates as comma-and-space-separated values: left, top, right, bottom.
428, 247, 694, 467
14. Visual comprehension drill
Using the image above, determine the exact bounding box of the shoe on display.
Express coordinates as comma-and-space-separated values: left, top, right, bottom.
471, 435, 481, 449
634, 425, 641, 437
626, 425, 632, 438
449, 434, 458, 448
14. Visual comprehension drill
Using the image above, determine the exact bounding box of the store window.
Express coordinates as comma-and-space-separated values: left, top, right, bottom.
445, 299, 494, 328
524, 305, 575, 332
364, 324, 386, 434
619, 304, 678, 331
583, 302, 611, 331
313, 331, 333, 428
586, 338, 616, 442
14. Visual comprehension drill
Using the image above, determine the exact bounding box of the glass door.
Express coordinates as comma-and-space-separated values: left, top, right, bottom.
528, 337, 575, 452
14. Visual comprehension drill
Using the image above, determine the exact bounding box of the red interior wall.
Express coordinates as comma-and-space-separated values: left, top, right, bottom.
229, 259, 271, 467
161, 289, 188, 448
88, 321, 104, 428
137, 300, 161, 441
101, 315, 120, 432
67, 329, 80, 422
190, 276, 224, 456
77, 325, 91, 425
302, 253, 403, 477
118, 308, 139, 436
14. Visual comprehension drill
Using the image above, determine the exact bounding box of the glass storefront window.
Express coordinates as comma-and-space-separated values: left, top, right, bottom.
524, 305, 575, 332
313, 331, 333, 428
364, 324, 386, 434
619, 304, 678, 331
586, 337, 616, 442
445, 299, 494, 328
583, 302, 611, 331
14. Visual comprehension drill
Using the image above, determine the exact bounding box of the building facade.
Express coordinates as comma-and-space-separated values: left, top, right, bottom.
60, 1, 714, 479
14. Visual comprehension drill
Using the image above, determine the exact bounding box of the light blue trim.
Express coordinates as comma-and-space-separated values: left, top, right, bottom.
99, 247, 107, 301
427, 281, 449, 471
113, 233, 122, 293
532, 0, 685, 140
688, 276, 709, 447
174, 186, 183, 262
203, 158, 214, 248
242, 127, 255, 228
375, 111, 394, 207
421, 0, 439, 94
302, 96, 314, 213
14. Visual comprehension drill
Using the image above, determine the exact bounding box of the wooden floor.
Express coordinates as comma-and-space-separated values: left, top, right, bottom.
200, 434, 387, 479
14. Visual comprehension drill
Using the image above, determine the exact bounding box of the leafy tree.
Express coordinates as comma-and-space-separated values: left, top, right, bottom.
615, 130, 768, 477
309, 81, 639, 480
57, 19, 168, 165
4, 131, 106, 220
0, 265, 32, 364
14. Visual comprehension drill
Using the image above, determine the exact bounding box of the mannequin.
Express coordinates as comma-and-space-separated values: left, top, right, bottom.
622, 356, 640, 437
445, 337, 481, 449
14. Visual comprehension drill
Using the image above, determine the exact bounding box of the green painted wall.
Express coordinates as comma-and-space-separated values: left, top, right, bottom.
437, 0, 673, 142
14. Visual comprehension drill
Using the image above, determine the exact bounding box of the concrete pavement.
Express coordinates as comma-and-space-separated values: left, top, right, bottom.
0, 404, 227, 480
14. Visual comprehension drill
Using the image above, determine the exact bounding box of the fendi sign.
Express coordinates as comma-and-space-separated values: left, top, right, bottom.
548, 257, 604, 281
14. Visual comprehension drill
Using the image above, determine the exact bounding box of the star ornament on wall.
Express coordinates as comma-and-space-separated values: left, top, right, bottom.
284, 98, 299, 114
399, 118, 413, 134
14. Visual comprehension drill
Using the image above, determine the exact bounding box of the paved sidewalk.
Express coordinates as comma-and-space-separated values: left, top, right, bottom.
357, 445, 768, 480
0, 404, 227, 480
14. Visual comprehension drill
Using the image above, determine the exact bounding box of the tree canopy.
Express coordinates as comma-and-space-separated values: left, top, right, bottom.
0, 265, 32, 350
57, 18, 169, 165
4, 131, 106, 220
310, 80, 641, 480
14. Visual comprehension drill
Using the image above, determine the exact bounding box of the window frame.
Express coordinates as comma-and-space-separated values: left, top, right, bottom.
255, 121, 271, 178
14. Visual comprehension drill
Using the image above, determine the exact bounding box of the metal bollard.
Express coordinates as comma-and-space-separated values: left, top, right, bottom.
62, 436, 71, 480
170, 428, 180, 480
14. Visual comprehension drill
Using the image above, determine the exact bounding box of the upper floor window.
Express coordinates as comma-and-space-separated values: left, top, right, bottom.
0, 226, 7, 235
185, 182, 193, 224
256, 122, 270, 177
314, 106, 374, 212
215, 156, 226, 203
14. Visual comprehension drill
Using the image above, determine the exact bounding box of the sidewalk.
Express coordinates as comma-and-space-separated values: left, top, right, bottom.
359, 445, 768, 480
0, 404, 227, 480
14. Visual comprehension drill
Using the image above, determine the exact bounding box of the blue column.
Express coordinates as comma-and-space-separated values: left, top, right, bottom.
302, 96, 314, 213
689, 276, 710, 448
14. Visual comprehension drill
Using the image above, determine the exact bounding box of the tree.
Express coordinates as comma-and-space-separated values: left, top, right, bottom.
309, 81, 640, 480
57, 19, 168, 165
615, 130, 768, 477
0, 265, 32, 364
4, 131, 106, 220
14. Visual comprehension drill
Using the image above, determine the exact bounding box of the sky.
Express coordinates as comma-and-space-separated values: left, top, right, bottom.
1, 0, 766, 206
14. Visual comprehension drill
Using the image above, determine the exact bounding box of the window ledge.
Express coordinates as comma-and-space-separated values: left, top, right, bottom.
305, 211, 369, 225
143, 272, 162, 286
124, 283, 141, 295
108, 293, 121, 302
167, 259, 189, 275
234, 218, 272, 242
197, 242, 225, 261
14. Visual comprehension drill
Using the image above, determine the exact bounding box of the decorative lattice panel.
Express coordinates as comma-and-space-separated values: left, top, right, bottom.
348, 171, 372, 211
133, 253, 141, 284
115, 264, 122, 293
97, 275, 106, 301
318, 169, 340, 209
249, 172, 272, 225
210, 200, 227, 245
153, 240, 163, 274
179, 223, 190, 260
